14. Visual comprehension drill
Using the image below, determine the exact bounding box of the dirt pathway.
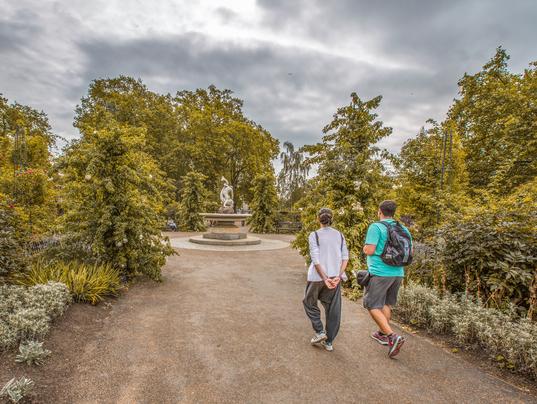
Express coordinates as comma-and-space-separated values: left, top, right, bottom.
3, 234, 535, 403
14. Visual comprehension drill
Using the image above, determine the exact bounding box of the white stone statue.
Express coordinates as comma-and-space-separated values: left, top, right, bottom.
220, 176, 234, 211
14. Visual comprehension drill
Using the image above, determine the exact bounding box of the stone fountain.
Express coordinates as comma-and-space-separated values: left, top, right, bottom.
189, 177, 261, 246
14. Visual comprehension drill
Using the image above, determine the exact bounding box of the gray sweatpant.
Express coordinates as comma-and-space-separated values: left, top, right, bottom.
303, 281, 342, 343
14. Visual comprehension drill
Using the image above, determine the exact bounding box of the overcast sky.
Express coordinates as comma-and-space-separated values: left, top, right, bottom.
1, 0, 536, 157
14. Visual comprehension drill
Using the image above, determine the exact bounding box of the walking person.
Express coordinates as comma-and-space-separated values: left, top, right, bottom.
303, 208, 349, 351
363, 200, 413, 358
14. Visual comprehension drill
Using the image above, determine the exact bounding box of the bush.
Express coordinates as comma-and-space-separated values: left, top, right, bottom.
15, 340, 51, 366
0, 202, 27, 282
0, 282, 71, 350
395, 283, 439, 327
0, 377, 34, 403
20, 260, 121, 305
395, 283, 537, 379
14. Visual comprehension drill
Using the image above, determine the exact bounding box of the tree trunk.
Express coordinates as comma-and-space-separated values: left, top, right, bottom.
528, 269, 537, 321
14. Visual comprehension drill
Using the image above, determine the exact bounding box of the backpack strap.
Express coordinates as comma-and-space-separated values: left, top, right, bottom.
315, 230, 344, 252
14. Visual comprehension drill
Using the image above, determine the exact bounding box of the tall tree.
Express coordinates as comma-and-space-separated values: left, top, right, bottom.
294, 93, 393, 272
62, 120, 174, 280
248, 173, 279, 233
277, 141, 309, 209
177, 171, 208, 231
449, 47, 537, 195
74, 79, 279, 208
0, 95, 58, 235
396, 121, 470, 229
172, 86, 279, 206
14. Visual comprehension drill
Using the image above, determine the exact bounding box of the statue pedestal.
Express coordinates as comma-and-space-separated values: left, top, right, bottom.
189, 213, 261, 246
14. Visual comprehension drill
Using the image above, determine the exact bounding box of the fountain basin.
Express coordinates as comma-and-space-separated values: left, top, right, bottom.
188, 213, 261, 246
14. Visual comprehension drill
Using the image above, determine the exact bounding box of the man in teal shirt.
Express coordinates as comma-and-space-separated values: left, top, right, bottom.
363, 200, 411, 358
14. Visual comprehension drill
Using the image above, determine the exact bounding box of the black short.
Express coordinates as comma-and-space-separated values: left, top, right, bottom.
363, 276, 403, 309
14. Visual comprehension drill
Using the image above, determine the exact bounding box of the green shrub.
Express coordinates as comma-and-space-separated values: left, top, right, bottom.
395, 283, 537, 379
15, 340, 51, 366
0, 282, 71, 350
0, 377, 34, 403
0, 202, 27, 282
395, 283, 439, 327
21, 260, 121, 305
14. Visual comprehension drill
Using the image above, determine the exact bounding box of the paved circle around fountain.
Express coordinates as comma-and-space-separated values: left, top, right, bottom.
170, 236, 290, 251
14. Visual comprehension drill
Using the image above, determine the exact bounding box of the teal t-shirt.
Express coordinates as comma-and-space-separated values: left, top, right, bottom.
365, 219, 411, 277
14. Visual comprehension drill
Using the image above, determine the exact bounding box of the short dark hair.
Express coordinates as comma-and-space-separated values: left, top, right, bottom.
379, 200, 397, 217
318, 207, 333, 225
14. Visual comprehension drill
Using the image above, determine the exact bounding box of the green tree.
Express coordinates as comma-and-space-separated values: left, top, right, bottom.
294, 93, 393, 272
173, 86, 279, 205
396, 121, 470, 230
74, 79, 279, 207
61, 120, 174, 280
0, 95, 58, 235
177, 171, 208, 231
248, 173, 278, 233
449, 47, 537, 195
277, 141, 309, 209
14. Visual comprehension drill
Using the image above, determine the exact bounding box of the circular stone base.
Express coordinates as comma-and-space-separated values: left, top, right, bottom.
189, 235, 261, 246
203, 232, 247, 240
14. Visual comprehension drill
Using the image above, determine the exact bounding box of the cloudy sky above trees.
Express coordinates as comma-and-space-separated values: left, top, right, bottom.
1, 0, 536, 154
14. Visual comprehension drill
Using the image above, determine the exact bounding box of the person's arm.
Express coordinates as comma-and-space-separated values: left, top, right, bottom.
363, 224, 381, 256
338, 234, 350, 277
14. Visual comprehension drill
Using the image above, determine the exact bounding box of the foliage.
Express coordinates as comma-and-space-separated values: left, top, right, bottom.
0, 201, 27, 283
0, 95, 58, 236
293, 92, 393, 273
177, 171, 208, 231
248, 173, 279, 233
0, 377, 34, 403
0, 282, 71, 350
20, 260, 121, 305
60, 120, 175, 281
395, 122, 470, 230
395, 283, 537, 379
277, 141, 309, 209
448, 47, 537, 195
74, 78, 279, 205
15, 340, 51, 366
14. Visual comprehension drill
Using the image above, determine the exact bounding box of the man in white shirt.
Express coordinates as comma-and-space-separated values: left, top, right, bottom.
303, 208, 349, 351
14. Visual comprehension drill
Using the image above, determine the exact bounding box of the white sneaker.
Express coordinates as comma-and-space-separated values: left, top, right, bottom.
321, 341, 333, 351
310, 332, 327, 344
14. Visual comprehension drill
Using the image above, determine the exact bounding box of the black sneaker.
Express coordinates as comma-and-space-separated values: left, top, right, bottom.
388, 334, 405, 358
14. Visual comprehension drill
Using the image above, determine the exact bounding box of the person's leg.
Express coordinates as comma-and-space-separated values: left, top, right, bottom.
382, 305, 392, 322
319, 283, 342, 343
384, 277, 405, 358
303, 282, 324, 334
369, 308, 393, 335
364, 277, 394, 335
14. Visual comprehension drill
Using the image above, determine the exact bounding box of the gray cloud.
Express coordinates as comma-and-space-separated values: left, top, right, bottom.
1, 0, 536, 160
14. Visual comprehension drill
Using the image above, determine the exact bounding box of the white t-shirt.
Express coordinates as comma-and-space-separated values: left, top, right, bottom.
307, 227, 349, 282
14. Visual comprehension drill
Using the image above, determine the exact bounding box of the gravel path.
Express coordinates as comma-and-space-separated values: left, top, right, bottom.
5, 234, 535, 403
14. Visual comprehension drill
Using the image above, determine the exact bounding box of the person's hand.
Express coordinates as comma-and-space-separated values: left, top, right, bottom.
324, 278, 335, 289
331, 276, 341, 287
